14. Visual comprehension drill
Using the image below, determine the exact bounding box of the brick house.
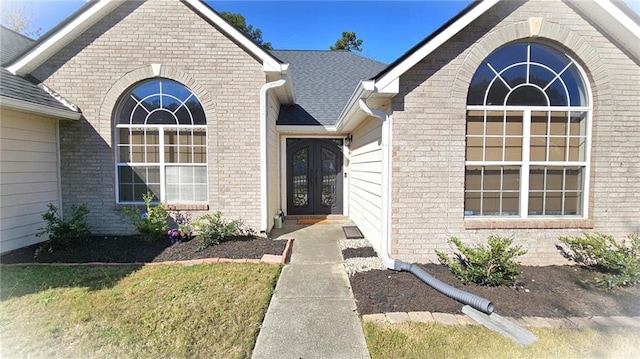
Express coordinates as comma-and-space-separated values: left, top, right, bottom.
1, 0, 638, 264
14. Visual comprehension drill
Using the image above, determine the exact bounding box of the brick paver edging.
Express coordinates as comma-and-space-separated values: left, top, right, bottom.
362, 311, 640, 329
1, 238, 295, 267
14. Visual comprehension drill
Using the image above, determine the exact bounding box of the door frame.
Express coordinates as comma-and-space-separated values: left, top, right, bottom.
280, 135, 350, 216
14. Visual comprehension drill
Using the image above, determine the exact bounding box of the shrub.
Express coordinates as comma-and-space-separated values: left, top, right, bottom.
36, 203, 91, 254
191, 211, 248, 250
558, 233, 640, 290
436, 235, 527, 286
122, 192, 168, 242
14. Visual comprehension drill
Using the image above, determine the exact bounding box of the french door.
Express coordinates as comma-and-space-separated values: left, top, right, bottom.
286, 139, 343, 215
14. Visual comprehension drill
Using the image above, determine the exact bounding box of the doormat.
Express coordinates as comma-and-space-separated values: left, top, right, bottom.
298, 219, 330, 225
343, 226, 364, 239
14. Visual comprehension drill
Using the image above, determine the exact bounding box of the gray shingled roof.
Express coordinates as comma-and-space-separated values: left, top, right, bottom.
0, 26, 33, 65
1, 25, 79, 115
0, 68, 79, 113
272, 50, 387, 126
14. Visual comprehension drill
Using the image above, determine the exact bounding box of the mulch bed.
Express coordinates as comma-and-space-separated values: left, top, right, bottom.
4, 236, 638, 320
0, 236, 287, 264
349, 263, 640, 318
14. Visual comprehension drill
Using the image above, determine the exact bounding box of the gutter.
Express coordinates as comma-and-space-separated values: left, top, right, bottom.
0, 96, 81, 120
335, 80, 374, 131
259, 67, 288, 233
357, 98, 493, 314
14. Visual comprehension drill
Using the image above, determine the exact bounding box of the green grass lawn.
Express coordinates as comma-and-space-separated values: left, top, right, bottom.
364, 321, 640, 359
0, 263, 281, 358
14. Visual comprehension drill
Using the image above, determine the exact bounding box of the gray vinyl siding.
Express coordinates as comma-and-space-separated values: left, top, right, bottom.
0, 109, 60, 253
348, 117, 383, 253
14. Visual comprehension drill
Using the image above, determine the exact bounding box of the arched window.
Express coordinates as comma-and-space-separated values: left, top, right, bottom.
115, 79, 207, 203
465, 43, 590, 218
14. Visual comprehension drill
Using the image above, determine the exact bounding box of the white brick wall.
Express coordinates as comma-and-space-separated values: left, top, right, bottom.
31, 0, 268, 234
389, 0, 640, 264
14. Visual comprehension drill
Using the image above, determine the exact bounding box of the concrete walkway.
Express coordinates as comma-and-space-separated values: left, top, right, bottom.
252, 220, 370, 359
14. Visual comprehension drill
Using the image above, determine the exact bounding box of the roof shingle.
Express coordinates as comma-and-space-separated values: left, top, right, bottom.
0, 25, 79, 116
272, 50, 387, 126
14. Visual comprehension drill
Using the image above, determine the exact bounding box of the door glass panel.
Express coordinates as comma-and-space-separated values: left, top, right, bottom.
321, 147, 338, 207
292, 147, 309, 207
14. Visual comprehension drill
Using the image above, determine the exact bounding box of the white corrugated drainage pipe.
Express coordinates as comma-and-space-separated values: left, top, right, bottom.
357, 98, 493, 314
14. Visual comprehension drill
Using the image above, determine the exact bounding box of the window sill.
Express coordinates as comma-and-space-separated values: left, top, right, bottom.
115, 203, 209, 211
464, 218, 594, 230
163, 204, 209, 211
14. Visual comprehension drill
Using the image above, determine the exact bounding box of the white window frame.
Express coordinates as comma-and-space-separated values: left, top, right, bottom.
114, 80, 208, 204
464, 43, 592, 219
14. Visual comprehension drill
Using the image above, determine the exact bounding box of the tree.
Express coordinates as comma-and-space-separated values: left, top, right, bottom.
330, 31, 363, 52
0, 1, 41, 38
220, 11, 272, 50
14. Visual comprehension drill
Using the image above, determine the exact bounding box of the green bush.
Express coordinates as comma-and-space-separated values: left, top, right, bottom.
558, 233, 640, 290
191, 211, 245, 250
122, 192, 168, 242
436, 235, 527, 286
36, 203, 91, 254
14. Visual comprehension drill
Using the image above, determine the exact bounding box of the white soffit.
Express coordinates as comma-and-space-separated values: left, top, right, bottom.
572, 0, 640, 60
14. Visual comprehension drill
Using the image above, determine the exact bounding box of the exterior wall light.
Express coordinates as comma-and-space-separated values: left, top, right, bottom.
345, 134, 353, 147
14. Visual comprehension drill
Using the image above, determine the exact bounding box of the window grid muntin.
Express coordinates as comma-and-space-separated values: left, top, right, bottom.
117, 79, 205, 126
115, 79, 207, 204
465, 43, 591, 219
465, 165, 520, 216
470, 43, 587, 107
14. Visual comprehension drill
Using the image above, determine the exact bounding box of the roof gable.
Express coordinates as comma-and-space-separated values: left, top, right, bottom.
5, 0, 286, 76
337, 0, 640, 132
373, 0, 640, 92
372, 0, 499, 92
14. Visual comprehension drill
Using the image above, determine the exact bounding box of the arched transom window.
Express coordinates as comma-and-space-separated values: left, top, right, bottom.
465, 43, 591, 218
115, 79, 207, 203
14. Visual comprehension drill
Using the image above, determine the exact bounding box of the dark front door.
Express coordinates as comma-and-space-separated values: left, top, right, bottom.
287, 139, 343, 215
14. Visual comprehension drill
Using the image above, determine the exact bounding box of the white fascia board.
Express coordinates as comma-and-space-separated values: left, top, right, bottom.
6, 0, 123, 76
334, 80, 373, 131
374, 0, 499, 91
185, 0, 284, 73
587, 0, 640, 59
277, 64, 295, 104
276, 125, 339, 135
595, 0, 640, 38
0, 97, 81, 120
335, 79, 398, 133
376, 77, 399, 94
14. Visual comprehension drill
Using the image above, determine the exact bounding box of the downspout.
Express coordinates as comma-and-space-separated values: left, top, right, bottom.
260, 78, 287, 233
357, 98, 494, 314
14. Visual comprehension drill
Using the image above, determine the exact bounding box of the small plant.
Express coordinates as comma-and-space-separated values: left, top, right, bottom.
167, 211, 194, 244
558, 233, 640, 290
122, 192, 168, 242
191, 211, 248, 250
436, 235, 527, 286
36, 203, 91, 255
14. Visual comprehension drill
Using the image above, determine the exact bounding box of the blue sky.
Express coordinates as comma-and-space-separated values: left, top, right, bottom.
20, 0, 640, 64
